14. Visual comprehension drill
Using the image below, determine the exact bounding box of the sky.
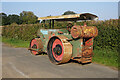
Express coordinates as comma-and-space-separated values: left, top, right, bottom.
1, 2, 119, 20
118, 1, 120, 16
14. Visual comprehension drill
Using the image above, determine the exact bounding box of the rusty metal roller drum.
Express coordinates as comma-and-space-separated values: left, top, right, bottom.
47, 35, 72, 64
71, 26, 98, 39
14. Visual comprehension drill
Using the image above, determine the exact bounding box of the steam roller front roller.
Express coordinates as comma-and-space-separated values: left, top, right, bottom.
47, 36, 72, 64
29, 38, 43, 55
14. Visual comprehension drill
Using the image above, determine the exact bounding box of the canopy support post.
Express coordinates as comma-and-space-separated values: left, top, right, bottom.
43, 20, 46, 28
49, 19, 51, 29
52, 19, 54, 29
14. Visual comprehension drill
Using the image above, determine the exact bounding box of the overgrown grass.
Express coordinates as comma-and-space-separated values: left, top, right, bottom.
2, 37, 29, 48
93, 48, 118, 69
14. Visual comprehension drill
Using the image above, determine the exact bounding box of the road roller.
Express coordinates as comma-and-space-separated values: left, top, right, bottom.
28, 13, 98, 64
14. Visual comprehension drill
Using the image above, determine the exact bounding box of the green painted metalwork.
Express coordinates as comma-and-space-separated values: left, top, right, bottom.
37, 28, 84, 57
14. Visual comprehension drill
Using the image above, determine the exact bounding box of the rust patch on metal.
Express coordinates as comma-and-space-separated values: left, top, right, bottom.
71, 25, 82, 39
36, 38, 44, 49
58, 31, 63, 34
71, 25, 98, 39
52, 33, 55, 36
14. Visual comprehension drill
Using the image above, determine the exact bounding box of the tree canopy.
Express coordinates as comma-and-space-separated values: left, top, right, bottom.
0, 13, 8, 25
63, 11, 76, 15
7, 14, 21, 24
20, 11, 39, 24
0, 11, 39, 25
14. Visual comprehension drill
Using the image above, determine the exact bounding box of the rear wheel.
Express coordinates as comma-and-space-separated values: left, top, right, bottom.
47, 36, 72, 64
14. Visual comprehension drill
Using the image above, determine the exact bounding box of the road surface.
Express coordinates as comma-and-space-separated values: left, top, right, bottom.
2, 43, 118, 78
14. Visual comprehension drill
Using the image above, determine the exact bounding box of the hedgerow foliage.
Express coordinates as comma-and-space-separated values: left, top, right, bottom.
2, 23, 43, 41
2, 19, 119, 51
86, 19, 119, 50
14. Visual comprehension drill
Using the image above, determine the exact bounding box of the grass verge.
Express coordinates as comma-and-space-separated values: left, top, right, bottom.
2, 37, 29, 48
93, 48, 118, 69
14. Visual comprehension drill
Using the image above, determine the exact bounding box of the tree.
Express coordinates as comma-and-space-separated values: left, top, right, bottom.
0, 13, 8, 25
7, 14, 21, 25
63, 11, 76, 15
20, 11, 39, 24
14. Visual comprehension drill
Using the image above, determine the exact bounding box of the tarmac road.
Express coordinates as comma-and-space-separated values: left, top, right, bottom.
2, 43, 118, 78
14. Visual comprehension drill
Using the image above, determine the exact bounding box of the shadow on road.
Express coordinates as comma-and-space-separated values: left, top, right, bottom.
36, 52, 47, 55
35, 52, 91, 65
68, 59, 91, 65
58, 59, 91, 65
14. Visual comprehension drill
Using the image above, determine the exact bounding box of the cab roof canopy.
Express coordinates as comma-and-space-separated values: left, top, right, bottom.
38, 13, 98, 21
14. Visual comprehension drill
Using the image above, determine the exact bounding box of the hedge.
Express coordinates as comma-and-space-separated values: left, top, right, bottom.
86, 19, 119, 51
2, 19, 120, 51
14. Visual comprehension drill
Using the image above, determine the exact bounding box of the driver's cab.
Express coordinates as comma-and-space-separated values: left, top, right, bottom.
38, 13, 98, 30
